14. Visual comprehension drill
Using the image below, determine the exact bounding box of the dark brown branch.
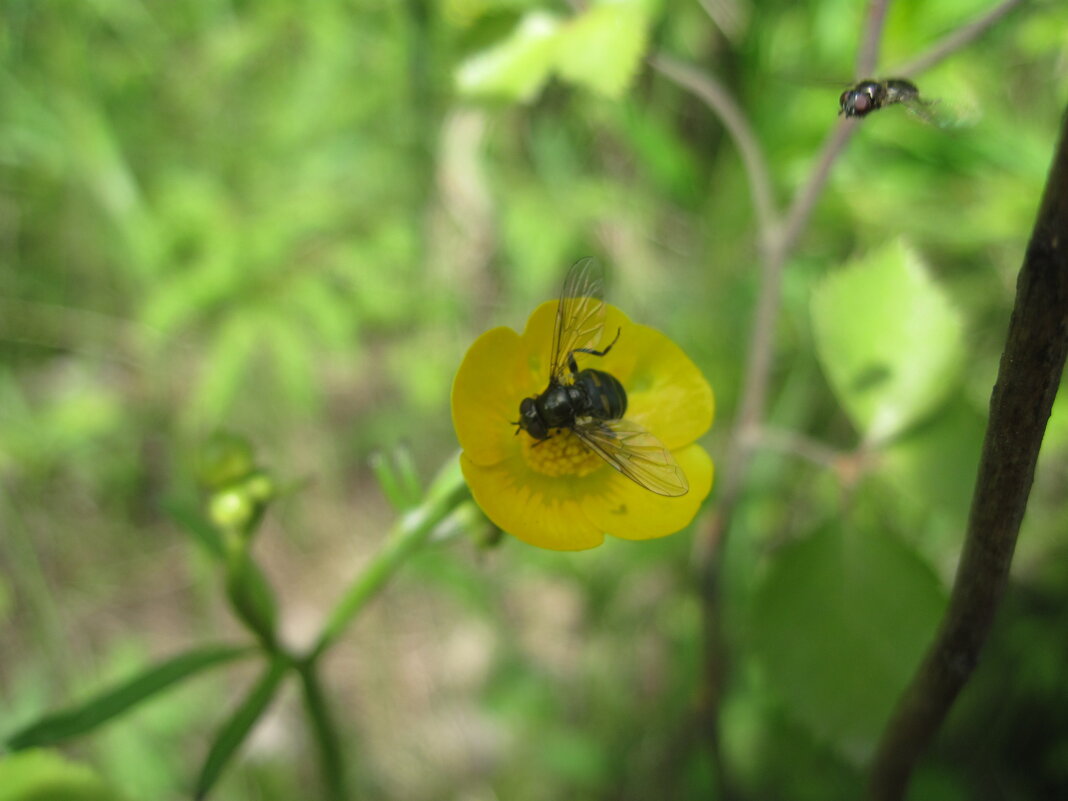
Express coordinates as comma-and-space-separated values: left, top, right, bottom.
868, 104, 1068, 801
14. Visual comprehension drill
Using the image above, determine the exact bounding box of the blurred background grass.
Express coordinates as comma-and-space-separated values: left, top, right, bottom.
2, 0, 1068, 799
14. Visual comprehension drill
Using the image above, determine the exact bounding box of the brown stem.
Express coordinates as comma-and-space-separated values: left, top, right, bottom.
697, 115, 857, 572
890, 0, 1027, 78
855, 0, 893, 78
868, 104, 1068, 801
649, 54, 779, 259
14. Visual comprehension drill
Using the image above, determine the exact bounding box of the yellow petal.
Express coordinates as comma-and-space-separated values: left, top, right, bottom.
611, 322, 714, 451
460, 452, 606, 551
451, 326, 534, 466
584, 444, 714, 541
518, 301, 634, 385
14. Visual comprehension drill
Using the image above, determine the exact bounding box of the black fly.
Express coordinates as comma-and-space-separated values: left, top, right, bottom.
515, 259, 688, 497
839, 77, 928, 119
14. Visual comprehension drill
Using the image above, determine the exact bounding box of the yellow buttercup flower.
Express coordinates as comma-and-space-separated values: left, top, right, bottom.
452, 298, 714, 551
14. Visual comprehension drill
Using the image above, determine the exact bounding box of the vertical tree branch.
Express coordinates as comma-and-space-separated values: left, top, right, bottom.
868, 105, 1068, 801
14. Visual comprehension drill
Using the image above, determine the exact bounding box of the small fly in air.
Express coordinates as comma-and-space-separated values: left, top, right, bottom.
839, 77, 930, 119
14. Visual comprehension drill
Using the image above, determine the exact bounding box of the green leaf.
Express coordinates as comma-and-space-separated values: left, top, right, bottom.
225, 552, 279, 649
296, 665, 347, 801
0, 750, 121, 801
455, 11, 561, 102
555, 3, 650, 99
811, 240, 965, 443
194, 657, 289, 800
750, 523, 945, 760
6, 645, 253, 750
880, 396, 986, 554
163, 496, 226, 561
265, 318, 318, 413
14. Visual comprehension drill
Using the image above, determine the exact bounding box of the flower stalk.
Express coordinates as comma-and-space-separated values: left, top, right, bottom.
306, 464, 470, 663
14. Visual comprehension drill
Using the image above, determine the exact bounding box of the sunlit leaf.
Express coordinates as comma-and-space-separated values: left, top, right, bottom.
555, 3, 650, 99
811, 240, 965, 443
750, 522, 945, 760
0, 750, 121, 801
455, 11, 561, 102
6, 646, 253, 750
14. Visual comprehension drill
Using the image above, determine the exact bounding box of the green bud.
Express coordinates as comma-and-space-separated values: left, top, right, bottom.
209, 488, 254, 531
197, 432, 255, 489
242, 469, 277, 504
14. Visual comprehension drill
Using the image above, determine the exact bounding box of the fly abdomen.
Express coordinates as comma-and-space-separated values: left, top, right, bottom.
574, 369, 627, 421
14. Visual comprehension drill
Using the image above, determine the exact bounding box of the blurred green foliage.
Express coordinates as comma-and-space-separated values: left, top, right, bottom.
2, 0, 1068, 799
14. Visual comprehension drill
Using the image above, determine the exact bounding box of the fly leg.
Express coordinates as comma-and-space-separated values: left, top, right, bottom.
566, 327, 621, 377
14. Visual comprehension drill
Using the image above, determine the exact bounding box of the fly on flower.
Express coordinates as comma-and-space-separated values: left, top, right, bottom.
451, 259, 713, 550
516, 259, 689, 496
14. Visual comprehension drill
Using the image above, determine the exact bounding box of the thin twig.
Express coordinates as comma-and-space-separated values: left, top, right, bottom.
702, 115, 857, 561
649, 53, 779, 258
681, 73, 859, 801
781, 120, 860, 258
750, 425, 844, 469
890, 0, 1028, 78
855, 0, 893, 78
868, 103, 1068, 801
697, 0, 746, 43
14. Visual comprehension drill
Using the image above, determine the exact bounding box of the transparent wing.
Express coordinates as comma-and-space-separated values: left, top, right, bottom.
900, 96, 974, 129
549, 258, 606, 385
573, 417, 689, 497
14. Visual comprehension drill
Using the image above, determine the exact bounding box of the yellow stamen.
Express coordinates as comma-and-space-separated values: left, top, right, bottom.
522, 428, 604, 478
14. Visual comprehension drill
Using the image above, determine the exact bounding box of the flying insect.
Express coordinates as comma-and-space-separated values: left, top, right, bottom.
515, 259, 688, 497
839, 77, 927, 119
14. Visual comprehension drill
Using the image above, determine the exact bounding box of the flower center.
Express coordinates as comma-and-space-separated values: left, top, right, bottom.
521, 427, 604, 478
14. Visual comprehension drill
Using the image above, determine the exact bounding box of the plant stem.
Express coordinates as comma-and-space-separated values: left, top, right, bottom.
306, 479, 469, 662
868, 103, 1068, 801
296, 660, 348, 801
890, 0, 1028, 78
855, 0, 892, 78
649, 53, 779, 259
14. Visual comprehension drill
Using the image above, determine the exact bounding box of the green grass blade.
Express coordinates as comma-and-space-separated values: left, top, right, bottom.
194, 656, 289, 800
6, 644, 253, 750
296, 663, 347, 801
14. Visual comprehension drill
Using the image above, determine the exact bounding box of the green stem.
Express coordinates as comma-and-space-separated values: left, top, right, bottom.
307, 479, 469, 662
295, 661, 347, 801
